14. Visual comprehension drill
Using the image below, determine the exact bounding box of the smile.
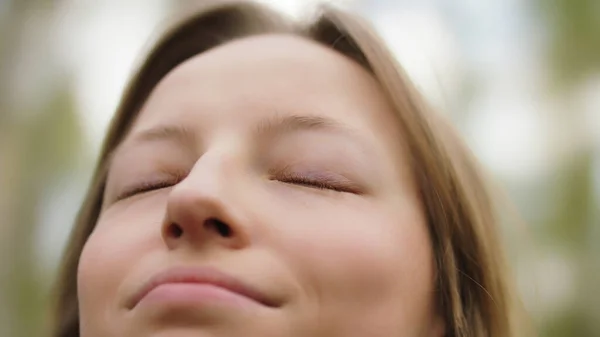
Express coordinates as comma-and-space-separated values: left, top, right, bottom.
128, 266, 279, 310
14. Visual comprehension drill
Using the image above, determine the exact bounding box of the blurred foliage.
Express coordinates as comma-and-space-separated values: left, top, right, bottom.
1, 1, 84, 336
544, 156, 594, 246
538, 0, 600, 87
10, 85, 82, 336
4, 83, 82, 337
535, 0, 600, 336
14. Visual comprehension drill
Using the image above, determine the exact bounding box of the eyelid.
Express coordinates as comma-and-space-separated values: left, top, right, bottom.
115, 179, 174, 201
112, 170, 187, 202
271, 167, 362, 194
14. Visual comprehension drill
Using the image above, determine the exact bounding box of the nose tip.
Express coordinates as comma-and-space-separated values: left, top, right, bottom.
161, 179, 250, 250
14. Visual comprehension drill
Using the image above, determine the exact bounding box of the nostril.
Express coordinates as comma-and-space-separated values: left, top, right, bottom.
205, 218, 232, 237
167, 223, 183, 238
216, 222, 232, 237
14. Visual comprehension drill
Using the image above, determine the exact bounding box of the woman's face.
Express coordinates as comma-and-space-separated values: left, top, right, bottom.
78, 34, 444, 337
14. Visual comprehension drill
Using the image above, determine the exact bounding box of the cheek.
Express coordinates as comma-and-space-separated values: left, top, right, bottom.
77, 198, 166, 327
275, 198, 435, 322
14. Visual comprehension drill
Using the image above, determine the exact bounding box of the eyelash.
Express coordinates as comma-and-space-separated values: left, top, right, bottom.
115, 178, 181, 201
115, 172, 356, 202
275, 172, 357, 193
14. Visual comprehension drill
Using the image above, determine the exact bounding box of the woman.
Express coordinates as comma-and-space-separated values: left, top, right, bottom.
52, 1, 530, 336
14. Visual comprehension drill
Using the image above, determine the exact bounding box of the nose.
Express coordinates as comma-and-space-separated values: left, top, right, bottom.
161, 157, 251, 251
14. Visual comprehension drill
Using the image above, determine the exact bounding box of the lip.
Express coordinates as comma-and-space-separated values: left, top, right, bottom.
127, 266, 279, 309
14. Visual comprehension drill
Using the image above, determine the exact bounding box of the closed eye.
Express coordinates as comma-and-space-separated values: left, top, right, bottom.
274, 172, 360, 194
115, 178, 181, 201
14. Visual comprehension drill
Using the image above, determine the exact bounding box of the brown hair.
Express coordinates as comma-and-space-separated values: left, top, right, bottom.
52, 1, 529, 336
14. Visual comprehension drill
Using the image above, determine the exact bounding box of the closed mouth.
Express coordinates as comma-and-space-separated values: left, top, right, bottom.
127, 266, 279, 309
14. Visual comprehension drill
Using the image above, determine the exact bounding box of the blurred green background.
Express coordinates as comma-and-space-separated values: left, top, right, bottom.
0, 0, 598, 336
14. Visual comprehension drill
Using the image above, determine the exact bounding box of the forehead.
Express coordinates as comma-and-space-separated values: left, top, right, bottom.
130, 34, 404, 154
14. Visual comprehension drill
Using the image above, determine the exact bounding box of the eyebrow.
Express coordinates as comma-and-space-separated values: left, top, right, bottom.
130, 124, 196, 146
255, 114, 359, 138
107, 124, 196, 166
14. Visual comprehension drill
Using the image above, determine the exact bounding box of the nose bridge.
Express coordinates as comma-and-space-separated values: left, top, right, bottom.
177, 126, 248, 198
170, 147, 239, 215
186, 149, 230, 195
